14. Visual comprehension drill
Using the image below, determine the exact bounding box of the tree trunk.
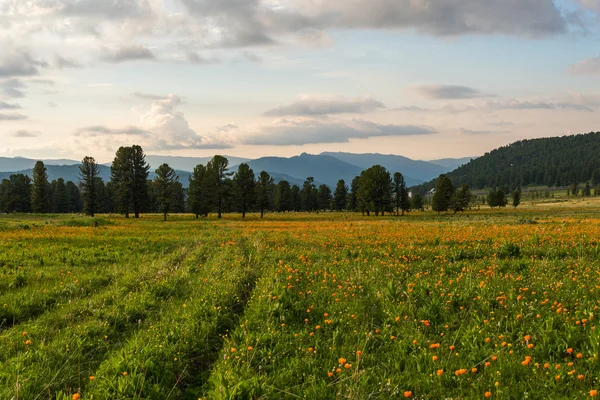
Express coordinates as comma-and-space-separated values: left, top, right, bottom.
125, 212, 129, 218
164, 212, 167, 221
195, 213, 199, 219
261, 208, 264, 219
242, 209, 246, 218
135, 211, 140, 218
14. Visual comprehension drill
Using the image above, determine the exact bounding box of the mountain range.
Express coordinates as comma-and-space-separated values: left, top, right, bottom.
0, 152, 475, 189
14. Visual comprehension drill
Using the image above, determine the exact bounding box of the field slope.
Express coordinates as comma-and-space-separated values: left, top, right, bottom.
1, 210, 600, 399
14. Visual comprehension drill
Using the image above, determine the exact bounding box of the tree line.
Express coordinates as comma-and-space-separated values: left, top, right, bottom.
0, 146, 427, 218
6, 145, 596, 218
413, 131, 600, 194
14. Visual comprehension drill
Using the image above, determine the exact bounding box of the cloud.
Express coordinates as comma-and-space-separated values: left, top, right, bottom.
0, 47, 48, 78
263, 95, 386, 116
569, 56, 600, 75
102, 45, 156, 63
11, 130, 40, 138
132, 92, 167, 101
484, 99, 594, 112
242, 117, 437, 146
54, 55, 82, 69
413, 85, 494, 100
187, 52, 221, 64
75, 125, 150, 137
0, 79, 26, 99
459, 128, 508, 135
0, 101, 21, 110
139, 94, 231, 149
0, 113, 27, 120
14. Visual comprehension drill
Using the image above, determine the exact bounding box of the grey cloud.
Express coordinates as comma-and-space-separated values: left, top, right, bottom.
485, 99, 594, 112
413, 85, 494, 100
0, 101, 21, 110
61, 0, 154, 19
102, 45, 156, 63
0, 79, 26, 99
11, 130, 40, 138
54, 55, 83, 69
75, 125, 150, 136
187, 52, 221, 64
569, 56, 600, 75
132, 92, 167, 100
0, 113, 27, 120
263, 95, 386, 116
0, 48, 48, 78
243, 118, 436, 146
459, 128, 508, 135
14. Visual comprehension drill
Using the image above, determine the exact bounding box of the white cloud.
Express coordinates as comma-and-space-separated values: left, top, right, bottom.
412, 85, 494, 100
263, 95, 386, 116
569, 56, 600, 75
241, 117, 437, 146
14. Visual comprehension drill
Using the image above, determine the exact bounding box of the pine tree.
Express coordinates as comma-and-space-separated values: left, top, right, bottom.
79, 156, 101, 217
432, 174, 454, 214
31, 161, 50, 213
66, 181, 83, 213
333, 180, 348, 211
357, 165, 392, 216
411, 193, 424, 211
393, 172, 410, 216
317, 184, 332, 211
206, 155, 232, 219
513, 189, 521, 208
451, 184, 472, 214
111, 146, 133, 217
256, 171, 274, 218
188, 164, 211, 218
154, 164, 178, 221
233, 163, 255, 218
53, 178, 69, 213
349, 176, 360, 212
131, 145, 150, 218
274, 180, 292, 212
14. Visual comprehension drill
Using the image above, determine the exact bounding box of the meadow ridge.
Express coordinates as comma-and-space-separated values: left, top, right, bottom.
1, 206, 600, 399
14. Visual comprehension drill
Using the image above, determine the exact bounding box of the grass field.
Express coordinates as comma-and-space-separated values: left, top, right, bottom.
2, 204, 600, 399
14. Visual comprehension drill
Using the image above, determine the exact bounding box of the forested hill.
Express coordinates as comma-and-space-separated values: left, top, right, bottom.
412, 132, 600, 193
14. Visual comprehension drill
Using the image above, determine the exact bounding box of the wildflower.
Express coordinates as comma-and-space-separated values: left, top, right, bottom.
344, 363, 352, 369
72, 394, 81, 400
89, 375, 95, 381
247, 346, 253, 352
485, 392, 492, 398
590, 390, 598, 397
356, 350, 362, 357
123, 372, 128, 376
339, 358, 347, 365
436, 369, 444, 376
231, 348, 237, 353
25, 340, 31, 345
327, 372, 333, 377
432, 356, 438, 361
403, 391, 413, 398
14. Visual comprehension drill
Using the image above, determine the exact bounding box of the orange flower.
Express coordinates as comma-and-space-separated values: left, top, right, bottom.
89, 375, 95, 381
344, 363, 352, 369
123, 372, 128, 376
436, 369, 444, 376
432, 356, 438, 361
403, 391, 413, 398
231, 348, 237, 353
338, 358, 347, 365
327, 372, 333, 377
524, 335, 531, 341
356, 350, 362, 357
590, 390, 598, 397
430, 343, 441, 349
578, 375, 585, 380
24, 340, 31, 345
72, 394, 80, 400
485, 392, 492, 398
247, 346, 253, 352
566, 348, 574, 354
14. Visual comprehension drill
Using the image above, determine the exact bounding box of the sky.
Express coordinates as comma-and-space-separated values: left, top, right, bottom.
1, 0, 600, 163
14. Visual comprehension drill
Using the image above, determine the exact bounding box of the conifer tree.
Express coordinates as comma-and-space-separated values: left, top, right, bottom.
154, 163, 178, 221
79, 156, 100, 217
31, 161, 50, 213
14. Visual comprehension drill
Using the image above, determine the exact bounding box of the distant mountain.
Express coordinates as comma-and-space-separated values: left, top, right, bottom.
321, 152, 447, 184
246, 153, 363, 188
0, 157, 80, 172
145, 155, 250, 172
0, 164, 194, 188
428, 157, 475, 171
412, 131, 600, 193
0, 164, 111, 183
